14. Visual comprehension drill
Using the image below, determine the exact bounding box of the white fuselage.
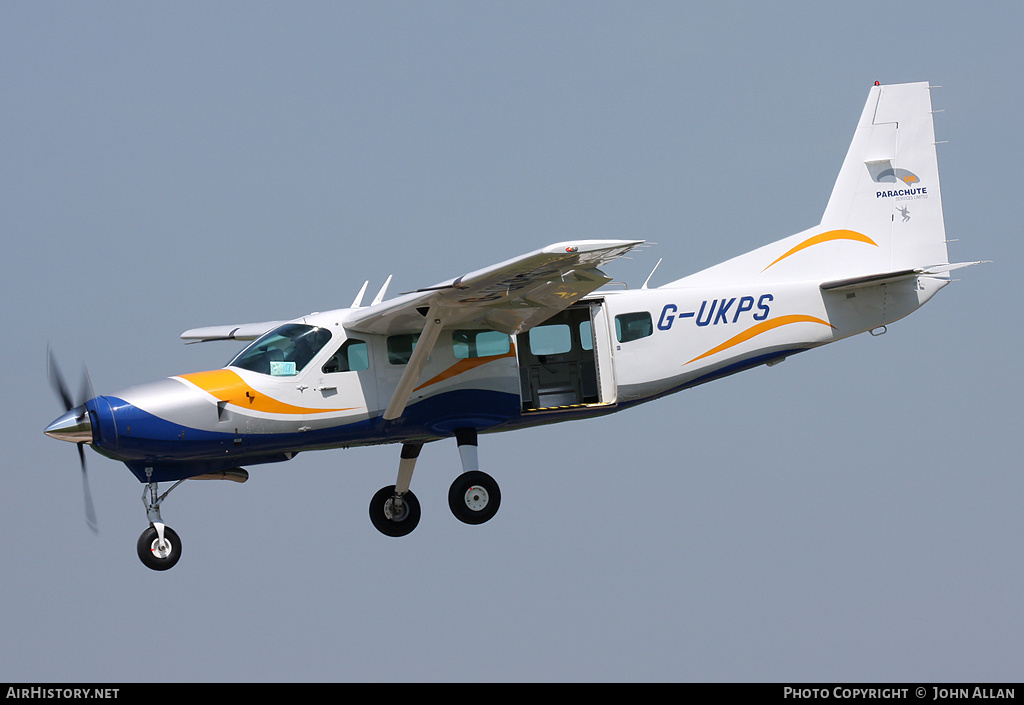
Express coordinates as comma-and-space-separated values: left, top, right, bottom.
90, 271, 947, 483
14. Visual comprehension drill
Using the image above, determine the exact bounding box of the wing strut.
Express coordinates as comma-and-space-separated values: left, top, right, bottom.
382, 307, 447, 421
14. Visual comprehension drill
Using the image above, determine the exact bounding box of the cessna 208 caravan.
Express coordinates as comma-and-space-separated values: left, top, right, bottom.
45, 81, 978, 570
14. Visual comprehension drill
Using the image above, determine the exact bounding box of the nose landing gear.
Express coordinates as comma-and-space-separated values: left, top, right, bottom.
137, 477, 185, 571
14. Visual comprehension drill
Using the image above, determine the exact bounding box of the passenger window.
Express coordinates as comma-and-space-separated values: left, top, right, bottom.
529, 324, 572, 355
322, 339, 369, 373
387, 334, 420, 365
615, 312, 653, 343
453, 330, 511, 359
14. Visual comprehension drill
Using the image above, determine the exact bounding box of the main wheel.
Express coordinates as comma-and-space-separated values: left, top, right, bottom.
137, 525, 182, 571
448, 471, 500, 525
369, 485, 421, 537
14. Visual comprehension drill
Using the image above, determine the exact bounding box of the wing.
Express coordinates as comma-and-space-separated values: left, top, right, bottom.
344, 239, 644, 420
345, 239, 644, 336
180, 320, 288, 343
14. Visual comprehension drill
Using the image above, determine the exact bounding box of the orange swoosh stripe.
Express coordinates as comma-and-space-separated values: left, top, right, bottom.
762, 230, 877, 271
685, 314, 835, 365
413, 347, 516, 392
178, 369, 353, 415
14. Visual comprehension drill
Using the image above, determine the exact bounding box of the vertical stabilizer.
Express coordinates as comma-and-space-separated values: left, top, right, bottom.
666, 82, 949, 287
820, 81, 948, 273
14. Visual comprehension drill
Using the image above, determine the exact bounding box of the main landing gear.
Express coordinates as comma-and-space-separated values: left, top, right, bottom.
369, 428, 501, 537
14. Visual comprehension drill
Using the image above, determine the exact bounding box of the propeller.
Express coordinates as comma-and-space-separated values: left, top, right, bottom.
46, 346, 99, 534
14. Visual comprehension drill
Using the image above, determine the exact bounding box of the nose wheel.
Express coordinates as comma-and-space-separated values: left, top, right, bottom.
137, 524, 181, 571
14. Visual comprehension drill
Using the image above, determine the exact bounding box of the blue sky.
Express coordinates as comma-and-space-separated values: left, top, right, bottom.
2, 2, 1020, 682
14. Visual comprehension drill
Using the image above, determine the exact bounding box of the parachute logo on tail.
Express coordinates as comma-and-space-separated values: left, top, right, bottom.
874, 167, 920, 185
872, 166, 927, 200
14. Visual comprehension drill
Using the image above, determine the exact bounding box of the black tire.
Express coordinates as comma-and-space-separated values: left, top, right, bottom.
137, 525, 182, 571
448, 471, 500, 525
369, 485, 421, 537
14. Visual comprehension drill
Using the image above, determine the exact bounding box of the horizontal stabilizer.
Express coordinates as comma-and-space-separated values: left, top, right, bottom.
919, 260, 990, 275
820, 269, 919, 292
821, 261, 986, 291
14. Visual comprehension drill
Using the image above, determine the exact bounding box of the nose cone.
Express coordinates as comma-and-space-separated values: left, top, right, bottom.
44, 404, 93, 444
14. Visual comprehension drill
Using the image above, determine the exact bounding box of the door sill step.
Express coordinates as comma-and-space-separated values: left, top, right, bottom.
521, 401, 616, 414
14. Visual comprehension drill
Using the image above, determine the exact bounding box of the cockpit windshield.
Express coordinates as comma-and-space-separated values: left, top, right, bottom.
228, 323, 332, 377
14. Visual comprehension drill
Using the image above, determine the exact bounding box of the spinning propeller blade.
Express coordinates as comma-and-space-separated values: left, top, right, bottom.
47, 346, 74, 412
46, 346, 99, 534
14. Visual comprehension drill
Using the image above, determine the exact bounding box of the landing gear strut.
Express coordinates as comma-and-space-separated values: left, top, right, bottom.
137, 477, 184, 571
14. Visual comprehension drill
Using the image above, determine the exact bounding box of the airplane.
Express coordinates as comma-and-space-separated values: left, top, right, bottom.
45, 81, 980, 570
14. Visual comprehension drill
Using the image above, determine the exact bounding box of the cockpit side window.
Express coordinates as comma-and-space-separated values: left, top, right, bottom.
323, 339, 369, 373
228, 324, 333, 376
